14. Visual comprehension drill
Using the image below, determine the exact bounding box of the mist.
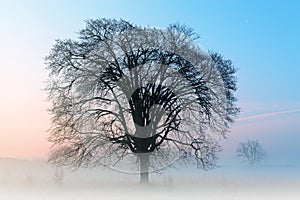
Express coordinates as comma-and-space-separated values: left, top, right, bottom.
0, 156, 299, 200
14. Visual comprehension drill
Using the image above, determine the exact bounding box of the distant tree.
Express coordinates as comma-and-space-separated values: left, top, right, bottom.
236, 140, 266, 166
45, 18, 239, 183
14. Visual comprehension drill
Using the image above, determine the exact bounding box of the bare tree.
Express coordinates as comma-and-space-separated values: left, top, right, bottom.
236, 140, 266, 166
53, 167, 64, 186
45, 18, 239, 183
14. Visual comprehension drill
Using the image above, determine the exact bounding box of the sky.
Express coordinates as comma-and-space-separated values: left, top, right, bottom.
0, 0, 299, 164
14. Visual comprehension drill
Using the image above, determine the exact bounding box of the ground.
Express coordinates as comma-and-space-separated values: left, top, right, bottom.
0, 158, 299, 200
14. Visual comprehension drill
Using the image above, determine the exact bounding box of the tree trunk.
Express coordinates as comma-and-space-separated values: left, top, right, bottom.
139, 154, 149, 184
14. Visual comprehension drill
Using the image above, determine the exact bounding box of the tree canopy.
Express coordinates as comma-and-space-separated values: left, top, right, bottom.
45, 18, 239, 177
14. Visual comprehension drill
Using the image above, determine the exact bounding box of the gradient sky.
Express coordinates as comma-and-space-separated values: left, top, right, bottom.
0, 0, 299, 164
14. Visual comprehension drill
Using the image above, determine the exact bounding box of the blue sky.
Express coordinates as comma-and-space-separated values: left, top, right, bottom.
1, 0, 299, 102
0, 0, 299, 163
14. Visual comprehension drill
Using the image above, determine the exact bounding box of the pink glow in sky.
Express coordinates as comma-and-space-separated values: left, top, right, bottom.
0, 1, 299, 163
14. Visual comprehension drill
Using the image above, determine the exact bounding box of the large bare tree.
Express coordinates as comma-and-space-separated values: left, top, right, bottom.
45, 18, 239, 183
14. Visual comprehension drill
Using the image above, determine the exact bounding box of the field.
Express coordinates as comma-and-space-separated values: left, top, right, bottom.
0, 158, 299, 200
